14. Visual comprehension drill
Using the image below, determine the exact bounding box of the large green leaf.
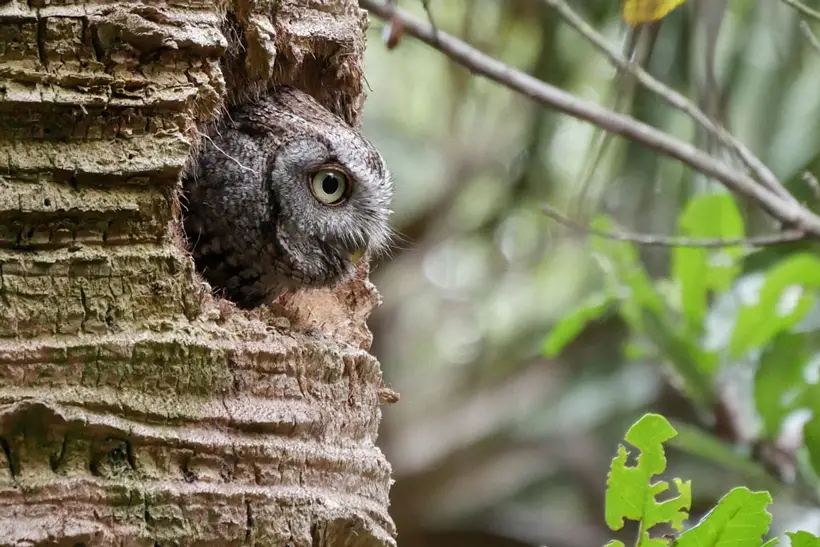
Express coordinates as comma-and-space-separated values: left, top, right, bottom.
754, 333, 809, 437
802, 414, 820, 479
605, 414, 691, 545
675, 487, 772, 547
789, 531, 820, 546
672, 194, 744, 334
729, 254, 820, 358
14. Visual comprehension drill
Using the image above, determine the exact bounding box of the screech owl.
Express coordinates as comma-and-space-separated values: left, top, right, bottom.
182, 86, 394, 309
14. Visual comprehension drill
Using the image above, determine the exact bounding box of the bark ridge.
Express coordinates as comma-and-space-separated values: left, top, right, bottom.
0, 0, 394, 544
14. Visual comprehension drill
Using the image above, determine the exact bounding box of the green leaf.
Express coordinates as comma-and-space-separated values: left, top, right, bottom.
788, 531, 820, 546
729, 254, 820, 358
742, 240, 820, 277
605, 414, 691, 545
754, 333, 809, 437
590, 217, 714, 406
590, 216, 665, 322
802, 414, 820, 478
623, 339, 649, 360
667, 421, 779, 492
542, 292, 615, 357
602, 414, 820, 547
675, 487, 772, 547
796, 444, 820, 496
672, 194, 744, 334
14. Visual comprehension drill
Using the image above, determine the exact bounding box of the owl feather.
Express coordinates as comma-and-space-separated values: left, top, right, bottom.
183, 86, 394, 309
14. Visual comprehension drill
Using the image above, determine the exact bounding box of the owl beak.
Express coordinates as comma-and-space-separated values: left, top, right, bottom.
350, 248, 366, 265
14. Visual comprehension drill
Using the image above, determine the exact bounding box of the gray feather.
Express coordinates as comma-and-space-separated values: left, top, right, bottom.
182, 87, 394, 309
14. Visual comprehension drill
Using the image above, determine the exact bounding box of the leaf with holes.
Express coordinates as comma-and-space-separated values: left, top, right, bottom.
605, 414, 691, 546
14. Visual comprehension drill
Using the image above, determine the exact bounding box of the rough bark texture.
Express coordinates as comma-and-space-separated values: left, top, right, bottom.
0, 0, 395, 545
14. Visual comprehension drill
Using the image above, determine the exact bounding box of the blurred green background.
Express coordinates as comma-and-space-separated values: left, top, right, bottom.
358, 1, 820, 546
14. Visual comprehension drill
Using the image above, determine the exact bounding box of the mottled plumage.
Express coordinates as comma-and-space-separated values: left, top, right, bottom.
182, 87, 393, 309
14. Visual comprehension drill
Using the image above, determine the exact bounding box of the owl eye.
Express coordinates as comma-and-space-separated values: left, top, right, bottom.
310, 169, 349, 205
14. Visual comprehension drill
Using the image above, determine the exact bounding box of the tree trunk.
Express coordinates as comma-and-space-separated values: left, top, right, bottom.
0, 0, 394, 545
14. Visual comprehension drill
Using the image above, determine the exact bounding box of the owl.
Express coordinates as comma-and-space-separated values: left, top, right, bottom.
182, 86, 394, 309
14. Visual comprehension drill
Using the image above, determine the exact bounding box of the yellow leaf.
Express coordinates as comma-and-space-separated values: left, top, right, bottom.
622, 0, 687, 25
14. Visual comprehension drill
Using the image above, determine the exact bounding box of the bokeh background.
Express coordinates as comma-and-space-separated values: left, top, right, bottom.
358, 1, 820, 546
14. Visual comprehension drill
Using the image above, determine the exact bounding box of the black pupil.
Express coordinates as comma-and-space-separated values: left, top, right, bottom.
322, 174, 340, 196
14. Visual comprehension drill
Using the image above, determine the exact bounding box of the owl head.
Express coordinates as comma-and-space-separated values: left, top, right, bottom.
184, 87, 394, 308
260, 88, 394, 290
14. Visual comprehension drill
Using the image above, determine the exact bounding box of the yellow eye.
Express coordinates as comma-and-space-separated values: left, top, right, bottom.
310, 170, 348, 205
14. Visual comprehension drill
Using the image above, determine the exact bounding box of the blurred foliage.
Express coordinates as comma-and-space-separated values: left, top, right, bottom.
551, 193, 820, 540
359, 0, 820, 546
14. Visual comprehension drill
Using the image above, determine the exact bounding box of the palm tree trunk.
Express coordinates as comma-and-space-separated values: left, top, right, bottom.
0, 0, 394, 545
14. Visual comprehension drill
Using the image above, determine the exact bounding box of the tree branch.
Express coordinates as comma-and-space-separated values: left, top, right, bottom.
801, 20, 820, 55
782, 0, 820, 22
359, 0, 820, 238
540, 0, 796, 204
541, 203, 806, 248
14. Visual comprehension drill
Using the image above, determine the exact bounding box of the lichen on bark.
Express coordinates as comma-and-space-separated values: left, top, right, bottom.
0, 0, 395, 545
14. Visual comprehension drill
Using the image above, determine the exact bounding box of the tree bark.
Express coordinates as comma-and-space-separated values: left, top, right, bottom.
0, 0, 394, 545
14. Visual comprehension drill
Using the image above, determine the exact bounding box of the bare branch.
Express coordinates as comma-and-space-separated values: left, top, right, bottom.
782, 0, 820, 54
360, 0, 820, 237
803, 171, 820, 199
541, 203, 806, 248
800, 20, 820, 54
783, 0, 820, 22
540, 0, 796, 204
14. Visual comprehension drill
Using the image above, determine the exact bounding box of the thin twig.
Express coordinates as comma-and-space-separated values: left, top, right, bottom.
541, 203, 806, 247
540, 0, 796, 204
360, 0, 820, 237
420, 0, 438, 39
804, 171, 820, 199
800, 20, 820, 54
783, 0, 820, 22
